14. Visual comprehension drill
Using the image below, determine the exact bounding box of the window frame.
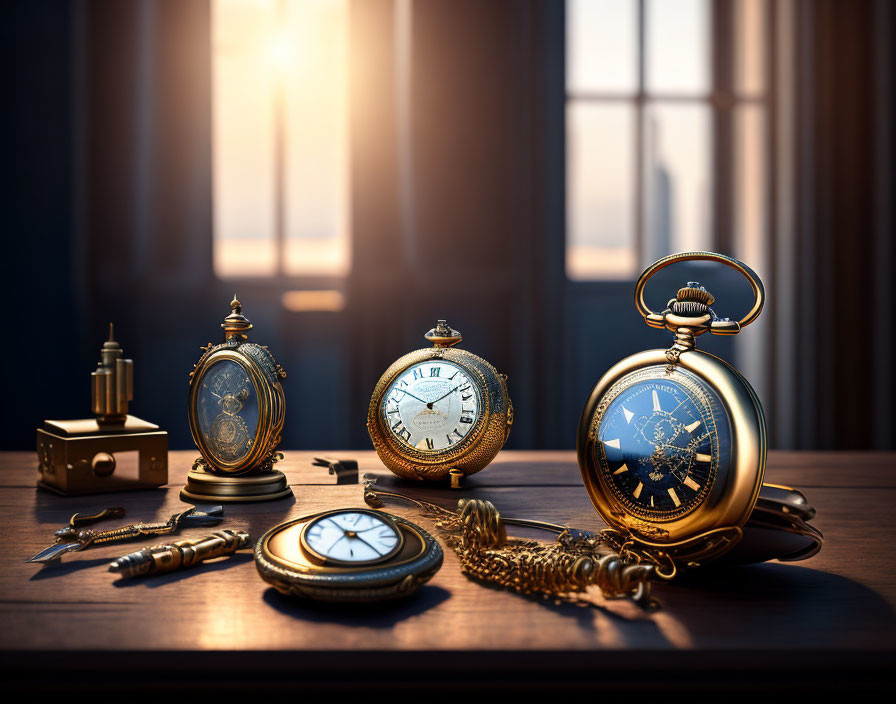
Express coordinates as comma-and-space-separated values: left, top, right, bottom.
210, 0, 352, 293
564, 0, 774, 284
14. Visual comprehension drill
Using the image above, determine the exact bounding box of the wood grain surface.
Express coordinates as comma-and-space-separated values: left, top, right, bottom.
1, 450, 894, 692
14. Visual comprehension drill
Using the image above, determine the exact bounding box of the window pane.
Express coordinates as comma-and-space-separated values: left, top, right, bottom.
566, 103, 637, 280
642, 103, 711, 264
645, 0, 710, 94
212, 0, 277, 277
566, 0, 638, 94
283, 0, 350, 276
212, 0, 350, 279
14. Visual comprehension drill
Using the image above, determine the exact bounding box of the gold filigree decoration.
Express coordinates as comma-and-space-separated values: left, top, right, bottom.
363, 480, 671, 606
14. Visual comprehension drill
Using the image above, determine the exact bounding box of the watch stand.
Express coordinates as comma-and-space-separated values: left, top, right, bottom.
180, 456, 291, 504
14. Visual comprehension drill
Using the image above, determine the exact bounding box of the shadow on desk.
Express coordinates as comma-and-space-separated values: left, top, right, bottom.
262, 585, 452, 627
31, 486, 170, 521
657, 561, 896, 649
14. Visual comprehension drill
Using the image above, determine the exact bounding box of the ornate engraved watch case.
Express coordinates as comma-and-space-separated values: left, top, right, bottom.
255, 508, 443, 602
577, 252, 821, 567
181, 296, 291, 503
367, 320, 513, 486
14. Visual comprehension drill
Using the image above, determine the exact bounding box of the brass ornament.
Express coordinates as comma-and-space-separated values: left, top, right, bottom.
182, 296, 290, 503
36, 324, 168, 495
255, 508, 443, 602
577, 252, 821, 568
367, 320, 513, 484
363, 481, 661, 605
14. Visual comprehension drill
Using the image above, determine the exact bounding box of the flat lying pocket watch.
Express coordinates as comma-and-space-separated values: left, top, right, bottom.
181, 296, 290, 503
578, 252, 821, 567
367, 320, 513, 486
255, 508, 443, 602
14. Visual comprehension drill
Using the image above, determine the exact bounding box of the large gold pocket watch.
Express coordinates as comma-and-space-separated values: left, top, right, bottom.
578, 252, 820, 567
181, 296, 291, 503
368, 320, 513, 486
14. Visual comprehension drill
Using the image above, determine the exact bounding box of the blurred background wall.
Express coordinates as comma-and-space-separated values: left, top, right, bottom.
2, 0, 893, 451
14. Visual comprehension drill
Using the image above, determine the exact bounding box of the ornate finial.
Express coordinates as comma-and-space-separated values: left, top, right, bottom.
222, 294, 253, 340
425, 319, 462, 348
102, 322, 122, 353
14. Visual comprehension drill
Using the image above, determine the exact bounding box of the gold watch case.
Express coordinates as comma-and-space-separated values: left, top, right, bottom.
187, 296, 287, 476
367, 320, 513, 482
255, 509, 444, 602
577, 252, 769, 565
578, 348, 766, 546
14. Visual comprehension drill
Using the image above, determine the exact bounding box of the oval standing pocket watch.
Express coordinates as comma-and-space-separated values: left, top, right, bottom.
255, 508, 443, 602
367, 320, 513, 486
578, 252, 774, 566
181, 296, 291, 503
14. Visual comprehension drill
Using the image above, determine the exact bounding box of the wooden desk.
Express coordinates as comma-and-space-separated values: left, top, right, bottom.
1, 450, 894, 693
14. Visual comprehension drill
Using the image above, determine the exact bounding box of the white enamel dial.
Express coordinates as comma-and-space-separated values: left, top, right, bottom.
381, 360, 481, 453
302, 511, 401, 564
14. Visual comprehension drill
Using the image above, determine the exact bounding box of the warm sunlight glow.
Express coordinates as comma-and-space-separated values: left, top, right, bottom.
281, 289, 346, 312
213, 0, 350, 279
268, 33, 296, 69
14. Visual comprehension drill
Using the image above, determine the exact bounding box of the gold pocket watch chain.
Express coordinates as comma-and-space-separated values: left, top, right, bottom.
363, 480, 675, 605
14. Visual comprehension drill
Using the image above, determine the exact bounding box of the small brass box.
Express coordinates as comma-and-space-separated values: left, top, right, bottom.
37, 416, 167, 495
36, 324, 168, 495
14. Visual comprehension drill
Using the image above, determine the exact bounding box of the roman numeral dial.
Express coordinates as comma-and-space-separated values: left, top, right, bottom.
381, 360, 481, 453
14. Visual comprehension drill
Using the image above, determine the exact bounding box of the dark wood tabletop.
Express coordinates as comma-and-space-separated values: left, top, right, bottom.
1, 450, 894, 693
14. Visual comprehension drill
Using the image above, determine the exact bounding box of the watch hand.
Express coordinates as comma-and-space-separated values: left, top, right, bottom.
351, 534, 384, 554
427, 384, 462, 408
397, 389, 430, 405
326, 534, 348, 554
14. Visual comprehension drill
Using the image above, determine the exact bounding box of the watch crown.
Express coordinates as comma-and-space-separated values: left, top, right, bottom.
670, 281, 714, 317
425, 319, 462, 348
222, 294, 253, 340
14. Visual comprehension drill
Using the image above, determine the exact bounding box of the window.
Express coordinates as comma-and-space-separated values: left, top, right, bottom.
212, 0, 350, 279
565, 0, 769, 281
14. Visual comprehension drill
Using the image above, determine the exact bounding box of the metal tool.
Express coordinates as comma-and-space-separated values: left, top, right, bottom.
27, 505, 224, 563
311, 457, 359, 485
108, 529, 250, 579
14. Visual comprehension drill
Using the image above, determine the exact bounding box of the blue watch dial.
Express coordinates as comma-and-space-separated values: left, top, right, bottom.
593, 366, 731, 520
196, 359, 259, 464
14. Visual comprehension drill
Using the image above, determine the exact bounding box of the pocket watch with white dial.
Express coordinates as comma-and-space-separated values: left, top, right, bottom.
254, 508, 443, 602
578, 253, 771, 565
367, 320, 513, 485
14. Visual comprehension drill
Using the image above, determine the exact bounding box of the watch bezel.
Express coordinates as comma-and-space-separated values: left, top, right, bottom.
299, 509, 405, 567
